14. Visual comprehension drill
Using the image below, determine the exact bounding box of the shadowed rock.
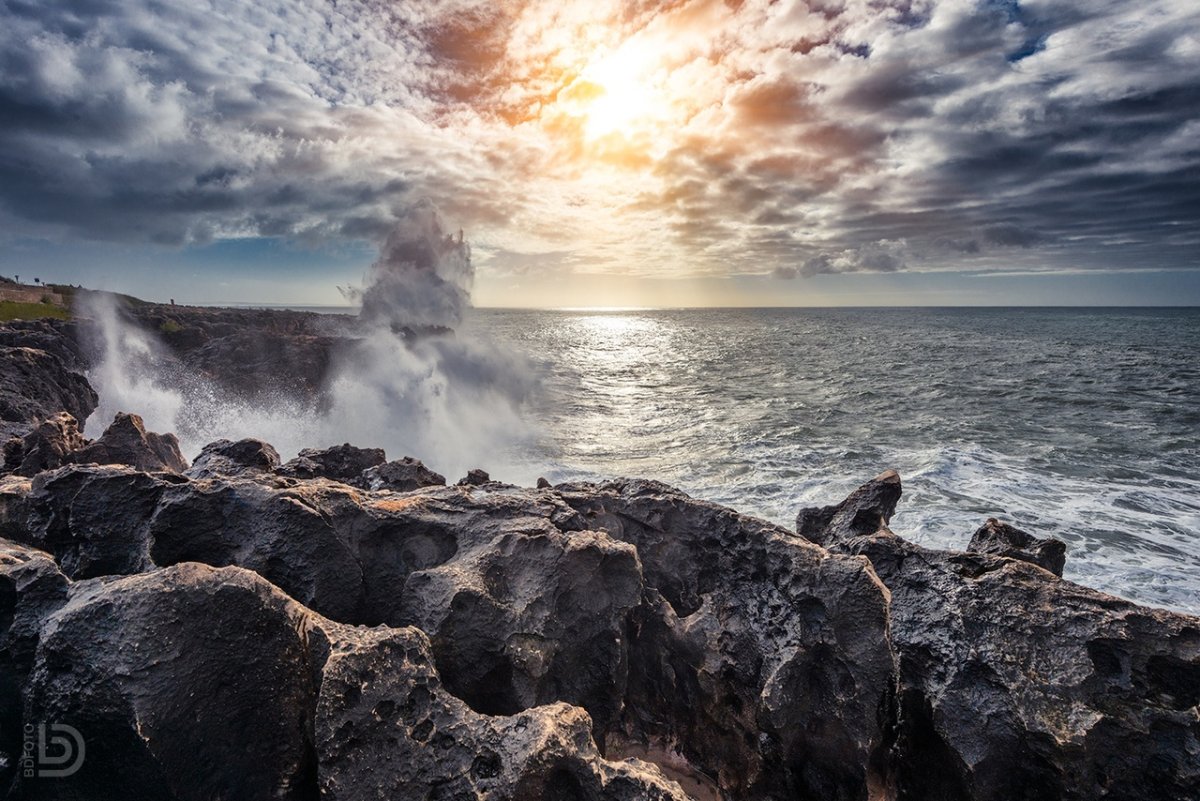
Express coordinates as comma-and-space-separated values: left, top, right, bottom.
7, 465, 171, 579
458, 468, 490, 486
968, 517, 1067, 576
814, 472, 1200, 801
186, 437, 281, 479
17, 563, 318, 801
277, 443, 385, 482
314, 623, 689, 801
795, 468, 901, 546
0, 552, 690, 801
2, 413, 87, 476
558, 478, 896, 801
0, 347, 97, 430
357, 456, 445, 491
73, 413, 188, 474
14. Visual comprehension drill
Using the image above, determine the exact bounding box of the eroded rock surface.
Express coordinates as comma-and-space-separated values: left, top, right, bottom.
185, 437, 280, 479
812, 474, 1200, 801
277, 443, 385, 481
967, 517, 1067, 576
72, 412, 188, 474
358, 456, 446, 491
0, 552, 691, 801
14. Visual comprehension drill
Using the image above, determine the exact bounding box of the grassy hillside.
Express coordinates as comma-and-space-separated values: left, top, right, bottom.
0, 299, 71, 322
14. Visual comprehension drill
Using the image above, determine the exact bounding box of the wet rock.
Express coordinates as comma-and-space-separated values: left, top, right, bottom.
17, 563, 318, 801
277, 443, 385, 482
458, 468, 490, 486
967, 517, 1067, 577
795, 468, 902, 546
1, 412, 87, 476
72, 412, 188, 474
817, 473, 1200, 801
314, 623, 689, 801
558, 479, 896, 801
185, 437, 281, 479
0, 346, 97, 428
357, 456, 445, 491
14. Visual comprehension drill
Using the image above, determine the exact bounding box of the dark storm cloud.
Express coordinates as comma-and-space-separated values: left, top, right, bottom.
0, 0, 1197, 280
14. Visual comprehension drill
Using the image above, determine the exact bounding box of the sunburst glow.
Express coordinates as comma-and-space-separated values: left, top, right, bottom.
576, 48, 659, 140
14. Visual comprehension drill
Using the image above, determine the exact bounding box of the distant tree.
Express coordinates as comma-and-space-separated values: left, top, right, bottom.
33, 278, 40, 285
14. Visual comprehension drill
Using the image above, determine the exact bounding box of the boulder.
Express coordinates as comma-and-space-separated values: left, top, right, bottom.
815, 473, 1200, 801
314, 623, 689, 801
795, 468, 902, 546
72, 413, 188, 474
558, 479, 896, 801
967, 517, 1067, 577
458, 468, 490, 486
0, 346, 97, 427
4, 465, 172, 579
147, 477, 367, 622
185, 437, 281, 479
0, 540, 71, 789
17, 563, 319, 801
1, 412, 87, 477
277, 443, 385, 482
357, 456, 446, 491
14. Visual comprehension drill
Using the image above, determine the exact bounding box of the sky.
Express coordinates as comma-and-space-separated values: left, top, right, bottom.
0, 0, 1198, 307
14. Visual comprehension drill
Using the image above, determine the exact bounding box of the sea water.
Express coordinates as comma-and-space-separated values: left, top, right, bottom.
465, 307, 1200, 615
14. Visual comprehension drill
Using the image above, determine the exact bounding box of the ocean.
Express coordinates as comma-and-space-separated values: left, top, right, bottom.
464, 307, 1200, 614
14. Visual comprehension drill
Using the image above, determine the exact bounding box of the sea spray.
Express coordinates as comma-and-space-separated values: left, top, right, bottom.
81, 205, 535, 479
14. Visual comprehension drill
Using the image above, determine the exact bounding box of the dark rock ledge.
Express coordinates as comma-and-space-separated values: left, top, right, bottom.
0, 319, 1197, 801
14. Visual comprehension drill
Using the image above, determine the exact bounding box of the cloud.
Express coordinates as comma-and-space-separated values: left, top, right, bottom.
0, 0, 1197, 280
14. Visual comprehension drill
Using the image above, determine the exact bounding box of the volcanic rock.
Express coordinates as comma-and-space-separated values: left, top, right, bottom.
71, 412, 188, 474
277, 443, 385, 482
458, 468, 490, 486
0, 346, 97, 429
18, 563, 318, 801
967, 517, 1067, 576
815, 473, 1200, 801
1, 412, 87, 476
7, 464, 171, 579
794, 468, 902, 546
557, 478, 896, 800
314, 622, 689, 801
0, 540, 70, 789
185, 437, 281, 479
357, 456, 445, 491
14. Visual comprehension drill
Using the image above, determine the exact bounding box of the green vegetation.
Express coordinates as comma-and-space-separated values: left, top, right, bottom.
0, 300, 71, 322
160, 319, 184, 334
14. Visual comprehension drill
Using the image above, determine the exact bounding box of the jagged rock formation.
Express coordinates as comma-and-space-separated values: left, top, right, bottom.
185, 437, 280, 479
277, 443, 386, 481
71, 412, 188, 474
798, 472, 1200, 801
967, 517, 1067, 576
0, 347, 96, 438
358, 456, 446, 491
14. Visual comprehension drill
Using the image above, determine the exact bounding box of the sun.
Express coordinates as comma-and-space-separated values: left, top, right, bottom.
578, 49, 657, 140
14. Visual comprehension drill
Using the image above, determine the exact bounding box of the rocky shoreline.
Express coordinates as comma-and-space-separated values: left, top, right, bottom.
1, 309, 1198, 800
